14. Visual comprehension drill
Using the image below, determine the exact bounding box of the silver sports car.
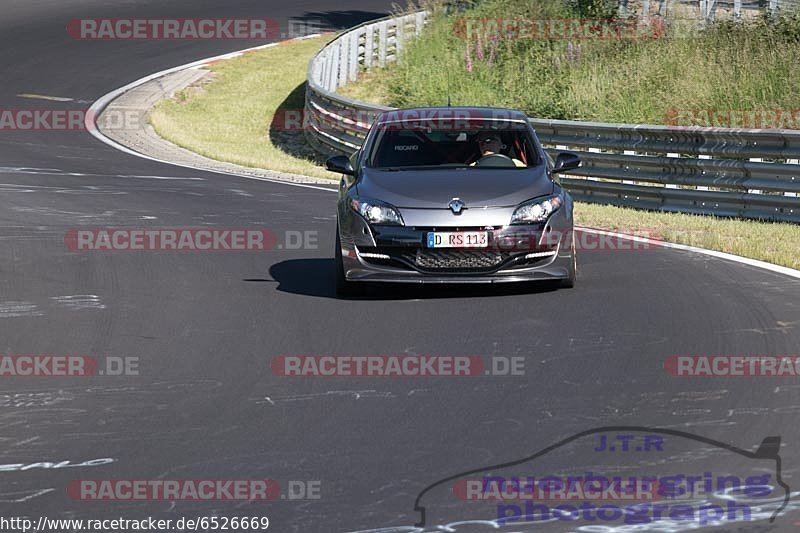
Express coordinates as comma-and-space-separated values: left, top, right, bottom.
326, 107, 580, 296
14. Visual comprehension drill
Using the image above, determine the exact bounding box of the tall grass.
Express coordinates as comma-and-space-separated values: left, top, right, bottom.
353, 1, 800, 124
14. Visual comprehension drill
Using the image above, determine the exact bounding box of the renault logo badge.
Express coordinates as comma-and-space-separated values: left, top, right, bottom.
448, 198, 465, 215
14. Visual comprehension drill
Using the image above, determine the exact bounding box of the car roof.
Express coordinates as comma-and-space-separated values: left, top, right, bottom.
374, 106, 530, 126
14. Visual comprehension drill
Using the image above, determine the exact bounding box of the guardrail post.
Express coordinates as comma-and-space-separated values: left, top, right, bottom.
696, 155, 711, 190
666, 153, 679, 188
364, 25, 374, 69
378, 21, 388, 67
416, 12, 426, 35
328, 44, 339, 91
311, 57, 322, 89
396, 18, 405, 58
700, 0, 717, 22
623, 150, 636, 184
748, 157, 763, 194
641, 0, 651, 21
348, 30, 360, 82
338, 38, 348, 89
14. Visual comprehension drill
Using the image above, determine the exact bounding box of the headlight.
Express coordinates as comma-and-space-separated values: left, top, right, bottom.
349, 196, 404, 226
511, 194, 563, 224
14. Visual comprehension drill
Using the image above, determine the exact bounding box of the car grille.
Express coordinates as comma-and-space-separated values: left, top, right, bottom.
404, 249, 504, 271
357, 225, 560, 273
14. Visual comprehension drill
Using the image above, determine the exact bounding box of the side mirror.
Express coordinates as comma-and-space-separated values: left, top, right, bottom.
326, 155, 355, 175
552, 152, 581, 174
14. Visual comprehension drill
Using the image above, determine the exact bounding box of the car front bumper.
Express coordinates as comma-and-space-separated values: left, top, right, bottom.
337, 203, 575, 284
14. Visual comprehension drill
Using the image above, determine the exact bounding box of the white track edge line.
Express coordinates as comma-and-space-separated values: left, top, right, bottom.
576, 226, 800, 279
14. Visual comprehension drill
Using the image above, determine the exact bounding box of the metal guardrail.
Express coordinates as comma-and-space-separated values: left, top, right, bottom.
639, 0, 799, 22
691, 0, 800, 20
305, 13, 421, 155
304, 11, 800, 222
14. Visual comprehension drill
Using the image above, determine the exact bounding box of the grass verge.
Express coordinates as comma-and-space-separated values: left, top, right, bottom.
149, 28, 800, 270
575, 203, 799, 269
150, 36, 334, 179
343, 0, 800, 125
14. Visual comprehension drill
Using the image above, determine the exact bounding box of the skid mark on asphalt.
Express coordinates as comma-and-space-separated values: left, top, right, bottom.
716, 320, 799, 336
0, 166, 66, 174
671, 390, 729, 402
17, 93, 90, 103
0, 458, 114, 472
0, 387, 218, 413
50, 295, 106, 310
227, 188, 253, 197
0, 297, 108, 315
0, 183, 128, 195
121, 175, 205, 180
0, 301, 43, 318
0, 166, 205, 181
0, 488, 56, 503
0, 391, 75, 408
11, 206, 117, 219
10, 436, 40, 447
257, 390, 396, 404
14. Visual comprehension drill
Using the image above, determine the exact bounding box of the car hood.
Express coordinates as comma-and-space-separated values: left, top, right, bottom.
356, 166, 554, 209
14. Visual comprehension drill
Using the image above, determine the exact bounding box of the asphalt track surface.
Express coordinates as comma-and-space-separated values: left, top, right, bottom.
1, 1, 799, 532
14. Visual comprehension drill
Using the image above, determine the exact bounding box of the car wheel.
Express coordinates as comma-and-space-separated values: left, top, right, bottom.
559, 230, 577, 289
335, 229, 362, 297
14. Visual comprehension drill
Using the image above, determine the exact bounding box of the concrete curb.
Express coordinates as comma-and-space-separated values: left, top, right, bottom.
87, 36, 338, 188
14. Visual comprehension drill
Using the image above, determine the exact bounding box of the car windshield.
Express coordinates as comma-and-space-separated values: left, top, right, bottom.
367, 119, 539, 169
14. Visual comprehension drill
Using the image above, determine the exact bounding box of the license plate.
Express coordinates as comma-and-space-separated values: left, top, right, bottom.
426, 231, 489, 248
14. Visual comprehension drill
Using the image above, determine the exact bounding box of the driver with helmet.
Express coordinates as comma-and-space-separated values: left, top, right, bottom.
471, 132, 525, 167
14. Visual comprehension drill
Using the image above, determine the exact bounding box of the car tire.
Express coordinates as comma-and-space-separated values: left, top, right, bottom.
559, 230, 577, 289
335, 229, 362, 297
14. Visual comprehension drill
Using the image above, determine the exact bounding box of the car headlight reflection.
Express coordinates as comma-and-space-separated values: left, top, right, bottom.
349, 196, 404, 226
511, 194, 563, 224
